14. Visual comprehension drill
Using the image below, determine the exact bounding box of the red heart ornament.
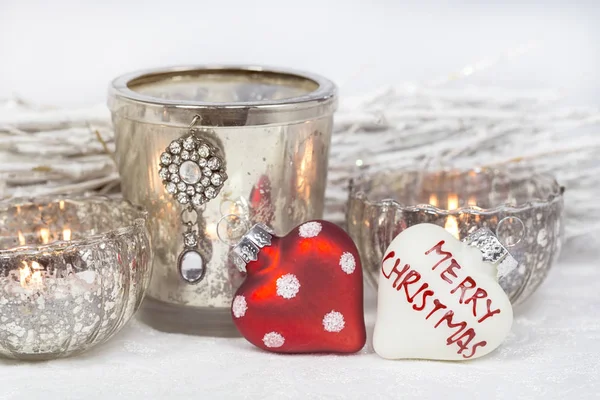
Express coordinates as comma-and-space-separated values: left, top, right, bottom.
231, 220, 366, 353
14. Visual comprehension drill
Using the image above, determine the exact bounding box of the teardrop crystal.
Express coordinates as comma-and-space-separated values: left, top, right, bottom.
178, 250, 205, 283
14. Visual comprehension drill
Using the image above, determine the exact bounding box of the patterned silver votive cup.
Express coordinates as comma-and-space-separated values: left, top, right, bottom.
109, 66, 337, 336
0, 197, 152, 360
347, 168, 564, 305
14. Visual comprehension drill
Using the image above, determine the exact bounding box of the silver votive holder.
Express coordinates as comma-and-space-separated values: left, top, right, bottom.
347, 168, 564, 305
109, 66, 337, 336
0, 197, 152, 360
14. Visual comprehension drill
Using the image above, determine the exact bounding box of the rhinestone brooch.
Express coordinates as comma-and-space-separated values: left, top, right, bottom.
159, 123, 227, 284
159, 133, 227, 208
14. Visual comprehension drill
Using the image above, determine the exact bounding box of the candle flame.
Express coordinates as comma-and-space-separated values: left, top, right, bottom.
39, 228, 50, 244
17, 231, 26, 246
59, 200, 65, 210
467, 196, 483, 211
445, 215, 460, 240
445, 193, 460, 239
63, 228, 71, 241
20, 261, 44, 289
429, 194, 438, 207
447, 193, 459, 210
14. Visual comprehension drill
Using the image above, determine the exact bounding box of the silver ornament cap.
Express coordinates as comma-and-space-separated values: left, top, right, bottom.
462, 228, 518, 279
232, 223, 274, 273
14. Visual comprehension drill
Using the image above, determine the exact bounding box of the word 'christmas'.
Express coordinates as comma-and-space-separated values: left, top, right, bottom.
381, 240, 502, 359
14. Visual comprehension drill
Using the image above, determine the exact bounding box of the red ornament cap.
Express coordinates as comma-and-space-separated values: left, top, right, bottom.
231, 220, 367, 354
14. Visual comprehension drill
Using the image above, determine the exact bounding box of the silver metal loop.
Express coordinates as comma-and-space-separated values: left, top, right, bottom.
180, 207, 199, 226
188, 114, 201, 130
216, 213, 251, 247
219, 197, 250, 222
495, 216, 526, 248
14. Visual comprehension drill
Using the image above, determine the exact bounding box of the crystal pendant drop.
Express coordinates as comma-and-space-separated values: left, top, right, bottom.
178, 250, 205, 284
159, 122, 228, 285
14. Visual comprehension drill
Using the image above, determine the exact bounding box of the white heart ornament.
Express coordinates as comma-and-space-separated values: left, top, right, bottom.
373, 223, 513, 361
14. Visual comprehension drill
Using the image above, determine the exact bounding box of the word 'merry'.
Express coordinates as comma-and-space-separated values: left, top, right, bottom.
381, 240, 502, 359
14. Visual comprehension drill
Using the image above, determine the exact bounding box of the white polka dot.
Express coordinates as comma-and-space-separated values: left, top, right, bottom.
322, 310, 345, 333
276, 274, 301, 299
232, 295, 247, 318
339, 252, 356, 274
299, 221, 322, 238
262, 332, 285, 348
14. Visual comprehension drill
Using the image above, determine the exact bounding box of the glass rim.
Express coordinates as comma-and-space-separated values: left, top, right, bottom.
108, 65, 338, 127
348, 167, 565, 216
0, 196, 148, 256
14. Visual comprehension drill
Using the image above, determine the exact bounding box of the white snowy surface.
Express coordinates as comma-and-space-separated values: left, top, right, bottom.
0, 256, 598, 399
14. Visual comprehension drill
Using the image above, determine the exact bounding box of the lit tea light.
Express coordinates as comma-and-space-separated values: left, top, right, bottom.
429, 194, 438, 207
445, 215, 460, 240
20, 261, 44, 289
447, 193, 459, 210
468, 196, 483, 212
17, 231, 26, 246
1, 197, 152, 360
39, 228, 50, 244
445, 193, 460, 239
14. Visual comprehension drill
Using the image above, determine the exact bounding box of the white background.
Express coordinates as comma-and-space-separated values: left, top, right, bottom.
1, 1, 599, 399
1, 0, 599, 106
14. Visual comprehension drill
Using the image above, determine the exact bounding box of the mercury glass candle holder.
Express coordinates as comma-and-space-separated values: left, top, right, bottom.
347, 168, 564, 305
0, 197, 152, 360
109, 66, 336, 336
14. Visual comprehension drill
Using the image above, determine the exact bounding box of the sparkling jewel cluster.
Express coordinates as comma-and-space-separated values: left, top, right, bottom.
159, 134, 227, 207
